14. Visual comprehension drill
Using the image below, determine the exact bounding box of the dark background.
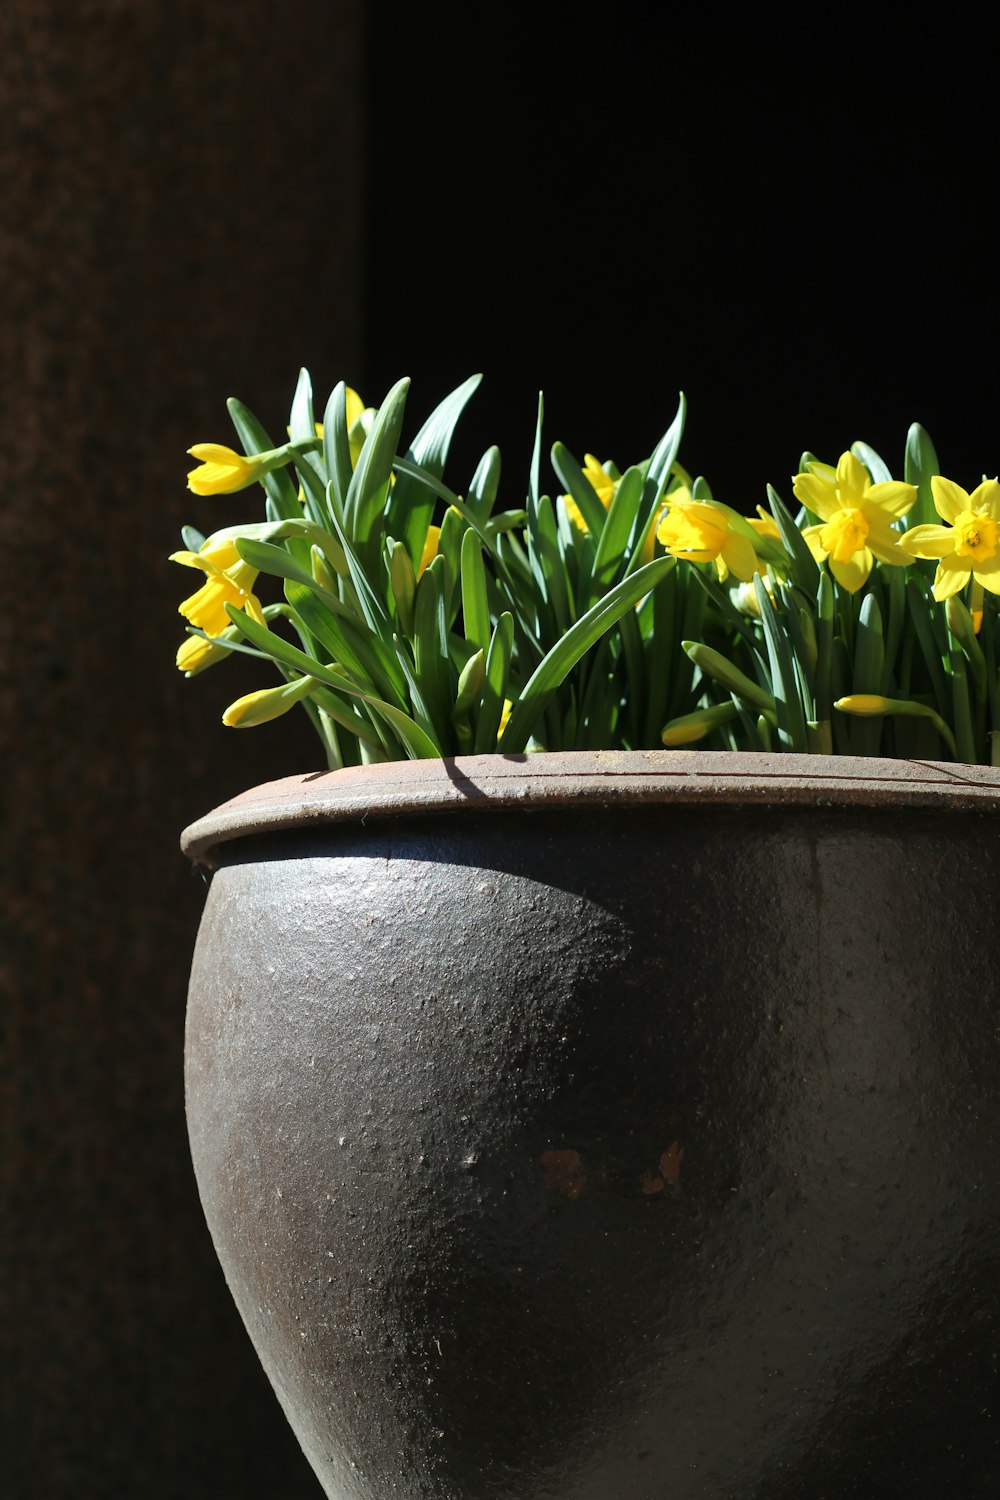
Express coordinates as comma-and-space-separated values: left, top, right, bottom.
2, 4, 995, 1496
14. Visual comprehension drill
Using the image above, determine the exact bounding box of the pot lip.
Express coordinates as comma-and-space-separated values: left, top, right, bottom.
181, 749, 1000, 868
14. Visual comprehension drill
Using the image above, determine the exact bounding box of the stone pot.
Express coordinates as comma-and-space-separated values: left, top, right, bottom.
182, 751, 1000, 1498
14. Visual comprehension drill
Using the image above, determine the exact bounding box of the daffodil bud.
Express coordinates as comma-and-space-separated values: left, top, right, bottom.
661, 702, 737, 747
222, 674, 317, 728
683, 641, 775, 714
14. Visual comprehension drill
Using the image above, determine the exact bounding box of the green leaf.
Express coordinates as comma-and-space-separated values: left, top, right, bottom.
225, 603, 441, 758
500, 556, 675, 753
904, 422, 941, 530
632, 393, 686, 562
767, 484, 820, 594
467, 445, 502, 522
754, 574, 808, 751
849, 593, 885, 755
181, 524, 206, 551
851, 440, 892, 484
384, 373, 481, 563
322, 382, 354, 522
288, 368, 327, 527
412, 555, 451, 743
814, 570, 835, 727
325, 497, 396, 643
550, 442, 609, 538
590, 466, 644, 598
529, 392, 544, 509
452, 648, 485, 717
683, 640, 775, 714
284, 581, 408, 707
460, 528, 491, 654
234, 537, 348, 614
388, 537, 416, 637
906, 574, 949, 714
226, 396, 300, 519
946, 595, 988, 699
438, 503, 466, 624
474, 612, 514, 753
345, 376, 411, 544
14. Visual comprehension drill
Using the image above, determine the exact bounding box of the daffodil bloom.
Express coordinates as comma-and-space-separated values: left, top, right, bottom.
899, 476, 1000, 599
749, 506, 782, 543
656, 489, 759, 582
186, 444, 280, 495
793, 452, 915, 593
562, 454, 617, 532
171, 537, 266, 637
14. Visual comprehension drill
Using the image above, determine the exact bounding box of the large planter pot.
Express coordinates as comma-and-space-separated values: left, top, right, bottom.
182, 751, 1000, 1498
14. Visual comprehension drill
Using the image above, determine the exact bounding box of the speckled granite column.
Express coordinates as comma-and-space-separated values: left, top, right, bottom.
0, 3, 359, 1495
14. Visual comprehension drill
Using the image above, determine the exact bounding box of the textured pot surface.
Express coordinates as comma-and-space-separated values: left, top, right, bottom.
183, 753, 1000, 1498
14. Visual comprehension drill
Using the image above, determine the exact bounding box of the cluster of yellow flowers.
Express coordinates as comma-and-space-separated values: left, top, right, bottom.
172, 387, 1000, 753
567, 448, 1000, 604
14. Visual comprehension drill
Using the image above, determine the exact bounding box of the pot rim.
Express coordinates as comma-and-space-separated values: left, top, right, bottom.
181, 750, 1000, 869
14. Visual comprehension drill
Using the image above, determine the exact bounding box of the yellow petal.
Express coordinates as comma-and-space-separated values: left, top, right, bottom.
899, 524, 955, 560
561, 495, 587, 532
865, 481, 917, 519
793, 470, 837, 520
828, 547, 873, 593
169, 549, 203, 570
179, 577, 232, 635
931, 476, 969, 524
973, 561, 1000, 597
865, 522, 911, 566
801, 524, 828, 562
750, 507, 781, 540
345, 387, 365, 430
244, 591, 267, 627
970, 478, 1000, 521
932, 555, 972, 600
720, 530, 759, 583
836, 451, 869, 500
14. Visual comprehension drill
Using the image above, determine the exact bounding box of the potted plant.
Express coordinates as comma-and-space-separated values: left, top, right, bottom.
178, 374, 1000, 1497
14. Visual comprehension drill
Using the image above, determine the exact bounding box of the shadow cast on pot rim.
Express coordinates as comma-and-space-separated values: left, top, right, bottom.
180, 749, 1000, 871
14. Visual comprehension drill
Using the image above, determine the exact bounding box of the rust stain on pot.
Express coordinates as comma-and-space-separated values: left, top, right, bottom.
539, 1149, 586, 1199
660, 1142, 684, 1184
642, 1143, 684, 1195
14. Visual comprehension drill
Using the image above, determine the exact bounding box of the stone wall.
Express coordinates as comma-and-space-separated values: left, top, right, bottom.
1, 3, 359, 1493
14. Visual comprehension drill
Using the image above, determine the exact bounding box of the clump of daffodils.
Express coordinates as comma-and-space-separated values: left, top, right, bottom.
173, 372, 1000, 767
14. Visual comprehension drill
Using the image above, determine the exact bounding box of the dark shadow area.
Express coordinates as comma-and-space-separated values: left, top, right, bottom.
363, 4, 1000, 514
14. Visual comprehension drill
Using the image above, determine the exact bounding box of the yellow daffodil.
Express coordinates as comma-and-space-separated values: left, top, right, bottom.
656, 489, 760, 582
171, 536, 266, 639
899, 476, 1000, 599
748, 506, 782, 543
186, 445, 279, 496
562, 454, 617, 532
793, 452, 915, 593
